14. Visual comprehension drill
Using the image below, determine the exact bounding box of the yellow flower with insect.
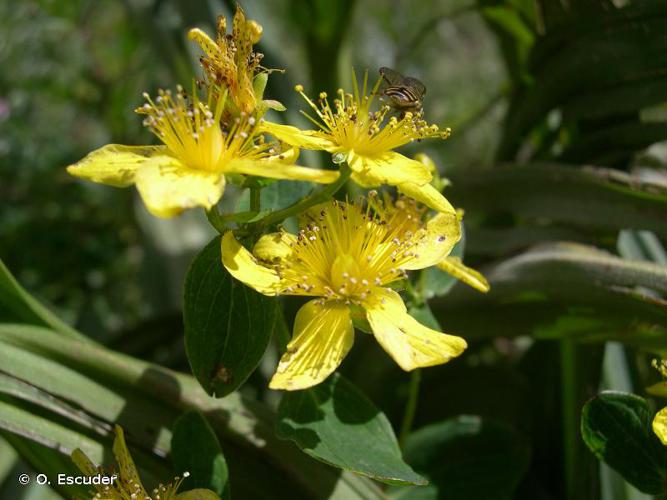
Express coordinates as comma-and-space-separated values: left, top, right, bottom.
188, 5, 282, 116
71, 425, 219, 500
647, 359, 667, 445
67, 86, 338, 218
221, 195, 467, 390
259, 73, 455, 214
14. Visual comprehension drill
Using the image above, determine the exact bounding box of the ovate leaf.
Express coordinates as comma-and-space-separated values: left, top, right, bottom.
276, 373, 426, 486
183, 237, 277, 397
172, 411, 229, 499
581, 391, 667, 494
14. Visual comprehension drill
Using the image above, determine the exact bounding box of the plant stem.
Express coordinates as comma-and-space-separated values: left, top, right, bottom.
250, 186, 261, 212
560, 339, 577, 500
205, 205, 227, 233
206, 207, 261, 233
240, 164, 351, 234
399, 368, 422, 449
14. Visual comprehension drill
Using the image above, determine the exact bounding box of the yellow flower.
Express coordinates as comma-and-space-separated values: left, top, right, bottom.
188, 5, 277, 116
377, 194, 489, 293
647, 359, 667, 445
71, 425, 219, 500
67, 86, 338, 218
259, 74, 455, 214
221, 196, 467, 390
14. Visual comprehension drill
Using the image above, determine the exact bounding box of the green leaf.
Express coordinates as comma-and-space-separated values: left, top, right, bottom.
172, 411, 229, 499
263, 99, 287, 112
183, 237, 277, 397
581, 391, 667, 494
448, 164, 667, 253
393, 416, 530, 500
276, 373, 427, 486
431, 242, 667, 345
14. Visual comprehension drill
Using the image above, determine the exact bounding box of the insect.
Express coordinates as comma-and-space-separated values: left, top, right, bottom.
378, 67, 426, 115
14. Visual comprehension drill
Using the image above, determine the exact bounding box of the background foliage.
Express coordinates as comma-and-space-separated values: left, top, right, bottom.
1, 0, 667, 499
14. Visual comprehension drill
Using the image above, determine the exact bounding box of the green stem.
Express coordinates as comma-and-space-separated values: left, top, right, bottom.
399, 369, 422, 449
205, 205, 227, 233
240, 164, 352, 234
250, 186, 261, 212
205, 207, 260, 233
560, 339, 577, 500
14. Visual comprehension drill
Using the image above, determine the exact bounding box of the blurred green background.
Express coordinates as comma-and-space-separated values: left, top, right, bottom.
2, 0, 667, 499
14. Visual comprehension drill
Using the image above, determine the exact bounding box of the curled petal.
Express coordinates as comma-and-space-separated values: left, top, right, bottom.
437, 257, 490, 293
228, 158, 339, 184
347, 151, 432, 187
67, 144, 166, 187
401, 212, 462, 270
253, 232, 297, 263
134, 158, 225, 218
647, 381, 667, 398
398, 181, 456, 214
270, 300, 354, 390
187, 28, 220, 61
221, 232, 283, 295
259, 121, 337, 151
654, 407, 667, 445
365, 288, 466, 371
112, 426, 148, 496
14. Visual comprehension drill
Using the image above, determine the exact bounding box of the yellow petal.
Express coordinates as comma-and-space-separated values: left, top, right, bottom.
259, 121, 337, 151
269, 300, 354, 390
437, 257, 490, 293
414, 153, 436, 172
647, 381, 667, 398
398, 181, 456, 214
221, 232, 283, 295
253, 232, 296, 263
134, 158, 225, 218
401, 212, 462, 270
365, 288, 467, 371
71, 449, 98, 477
229, 158, 339, 184
654, 407, 667, 445
66, 144, 165, 187
112, 425, 148, 497
348, 151, 432, 187
187, 28, 220, 60
271, 146, 299, 164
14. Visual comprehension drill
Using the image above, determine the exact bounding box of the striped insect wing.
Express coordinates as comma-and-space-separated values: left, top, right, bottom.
379, 67, 405, 87
404, 76, 426, 98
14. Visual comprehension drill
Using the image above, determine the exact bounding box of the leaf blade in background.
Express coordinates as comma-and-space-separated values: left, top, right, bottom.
277, 373, 426, 486
183, 236, 277, 398
432, 242, 667, 345
448, 165, 667, 257
393, 416, 531, 500
0, 323, 386, 499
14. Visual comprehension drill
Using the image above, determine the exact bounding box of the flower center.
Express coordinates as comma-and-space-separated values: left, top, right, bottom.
273, 199, 434, 305
137, 86, 277, 172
